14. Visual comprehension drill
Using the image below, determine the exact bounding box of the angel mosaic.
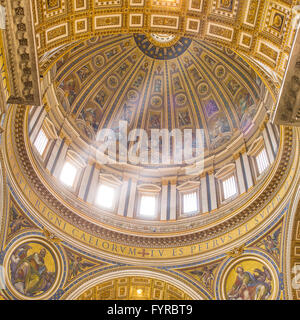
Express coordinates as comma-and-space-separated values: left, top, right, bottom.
190, 264, 218, 288
79, 106, 100, 133
133, 73, 144, 88
149, 114, 161, 129
154, 79, 162, 93
67, 251, 95, 279
76, 65, 92, 83
9, 206, 32, 235
105, 47, 119, 59
226, 77, 240, 97
235, 89, 255, 119
116, 62, 130, 78
204, 55, 216, 69
95, 88, 109, 109
59, 76, 78, 106
178, 111, 192, 127
173, 76, 183, 91
190, 67, 202, 83
120, 104, 133, 124
258, 228, 281, 260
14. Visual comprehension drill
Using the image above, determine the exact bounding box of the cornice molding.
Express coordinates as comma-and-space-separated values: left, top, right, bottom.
8, 105, 296, 249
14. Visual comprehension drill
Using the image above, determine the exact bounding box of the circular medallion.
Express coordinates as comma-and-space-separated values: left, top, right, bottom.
88, 37, 99, 44
175, 93, 187, 106
94, 55, 105, 68
107, 75, 119, 89
4, 237, 62, 300
219, 255, 278, 300
150, 95, 163, 108
198, 82, 209, 96
127, 89, 139, 102
215, 65, 226, 79
225, 48, 235, 57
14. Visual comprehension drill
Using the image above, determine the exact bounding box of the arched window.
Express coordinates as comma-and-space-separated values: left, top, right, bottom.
177, 181, 200, 216
94, 174, 122, 212
215, 163, 238, 203
222, 175, 238, 200
255, 148, 270, 175
248, 136, 270, 180
33, 118, 58, 161
139, 195, 157, 218
33, 129, 49, 156
95, 184, 116, 210
183, 191, 198, 214
59, 161, 78, 188
58, 150, 85, 191
137, 184, 161, 219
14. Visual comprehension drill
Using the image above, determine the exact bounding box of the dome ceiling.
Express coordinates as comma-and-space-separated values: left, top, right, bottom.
53, 33, 266, 157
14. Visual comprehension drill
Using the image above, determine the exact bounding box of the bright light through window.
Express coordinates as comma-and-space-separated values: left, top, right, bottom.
140, 195, 156, 218
256, 148, 269, 175
223, 176, 237, 200
34, 129, 48, 156
95, 184, 115, 209
59, 161, 77, 187
183, 191, 198, 214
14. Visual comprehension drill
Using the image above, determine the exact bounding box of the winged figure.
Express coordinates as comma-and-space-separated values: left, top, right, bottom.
261, 228, 281, 259
68, 252, 95, 279
254, 266, 272, 283
9, 207, 31, 234
190, 265, 218, 287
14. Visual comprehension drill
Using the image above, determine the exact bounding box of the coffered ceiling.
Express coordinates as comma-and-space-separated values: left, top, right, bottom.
33, 0, 300, 80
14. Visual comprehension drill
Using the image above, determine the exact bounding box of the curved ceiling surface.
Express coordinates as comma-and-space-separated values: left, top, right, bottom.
53, 33, 266, 163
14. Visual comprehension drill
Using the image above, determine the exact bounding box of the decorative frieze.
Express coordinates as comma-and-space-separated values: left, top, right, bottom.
7, 105, 296, 246
2, 0, 41, 106
273, 27, 300, 127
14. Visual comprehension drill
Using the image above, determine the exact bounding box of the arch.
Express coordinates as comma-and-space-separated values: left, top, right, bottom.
0, 150, 6, 242
285, 186, 300, 299
64, 268, 205, 300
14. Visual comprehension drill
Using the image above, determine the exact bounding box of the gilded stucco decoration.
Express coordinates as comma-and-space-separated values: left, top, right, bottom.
3, 235, 63, 300
32, 0, 300, 83
76, 277, 193, 300
52, 34, 267, 155
2, 102, 298, 259
0, 0, 299, 301
0, 180, 296, 300
219, 254, 279, 300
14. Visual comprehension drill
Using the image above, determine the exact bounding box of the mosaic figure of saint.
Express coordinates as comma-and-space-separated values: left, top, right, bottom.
10, 246, 56, 297
227, 266, 272, 300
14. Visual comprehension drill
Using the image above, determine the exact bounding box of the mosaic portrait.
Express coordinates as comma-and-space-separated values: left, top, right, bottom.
8, 241, 58, 298
224, 259, 276, 300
